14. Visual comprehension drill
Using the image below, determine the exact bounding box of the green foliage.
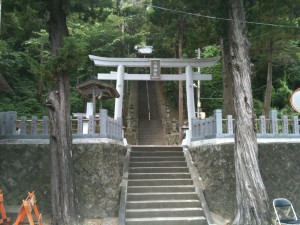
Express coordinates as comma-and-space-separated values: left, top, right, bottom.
48, 36, 88, 75
70, 89, 85, 113
272, 81, 293, 109
0, 79, 48, 117
201, 63, 223, 116
164, 81, 179, 107
202, 45, 221, 58
0, 0, 299, 119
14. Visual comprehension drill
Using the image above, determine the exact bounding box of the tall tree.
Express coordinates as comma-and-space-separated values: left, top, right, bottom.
149, 0, 188, 128
46, 0, 78, 224
178, 14, 184, 131
262, 40, 273, 118
248, 0, 299, 116
226, 0, 272, 224
221, 38, 235, 116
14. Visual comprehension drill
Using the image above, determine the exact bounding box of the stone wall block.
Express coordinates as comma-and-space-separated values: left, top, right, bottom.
189, 143, 300, 220
0, 143, 126, 218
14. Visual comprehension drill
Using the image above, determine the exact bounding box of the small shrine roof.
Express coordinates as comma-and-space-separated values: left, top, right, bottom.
76, 79, 119, 99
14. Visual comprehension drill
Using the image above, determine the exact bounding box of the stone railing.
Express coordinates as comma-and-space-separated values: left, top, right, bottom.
191, 109, 300, 141
0, 109, 123, 140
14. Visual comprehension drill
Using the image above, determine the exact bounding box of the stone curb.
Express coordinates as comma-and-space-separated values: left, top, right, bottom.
118, 145, 131, 225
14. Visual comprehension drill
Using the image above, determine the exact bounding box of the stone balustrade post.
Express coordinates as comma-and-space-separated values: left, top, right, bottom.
293, 116, 299, 134
270, 110, 278, 134
108, 118, 112, 138
100, 109, 108, 138
6, 111, 17, 135
214, 109, 222, 136
210, 117, 215, 135
31, 116, 38, 135
110, 118, 114, 139
196, 120, 201, 139
0, 112, 5, 135
111, 118, 115, 139
42, 116, 49, 135
88, 115, 95, 134
113, 118, 117, 139
77, 115, 83, 134
191, 118, 197, 139
208, 117, 213, 136
227, 115, 233, 134
282, 115, 288, 135
117, 117, 122, 140
259, 115, 266, 134
20, 116, 27, 135
200, 120, 205, 138
112, 118, 115, 139
204, 118, 208, 137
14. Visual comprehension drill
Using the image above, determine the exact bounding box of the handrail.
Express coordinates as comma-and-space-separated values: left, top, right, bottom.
146, 81, 151, 120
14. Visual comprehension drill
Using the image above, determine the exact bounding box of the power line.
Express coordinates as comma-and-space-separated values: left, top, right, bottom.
146, 4, 300, 29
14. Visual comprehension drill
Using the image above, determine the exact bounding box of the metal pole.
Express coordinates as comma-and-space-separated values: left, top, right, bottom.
146, 81, 151, 120
196, 48, 202, 119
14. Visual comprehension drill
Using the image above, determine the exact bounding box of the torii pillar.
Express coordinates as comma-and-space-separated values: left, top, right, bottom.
114, 65, 124, 122
185, 66, 196, 130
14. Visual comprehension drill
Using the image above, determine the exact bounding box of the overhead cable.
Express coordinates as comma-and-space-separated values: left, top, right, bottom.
146, 4, 300, 29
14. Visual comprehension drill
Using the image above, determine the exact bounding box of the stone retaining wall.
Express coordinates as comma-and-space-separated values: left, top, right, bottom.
189, 143, 300, 220
0, 141, 126, 218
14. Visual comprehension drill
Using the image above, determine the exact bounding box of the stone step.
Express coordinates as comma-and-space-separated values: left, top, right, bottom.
126, 208, 204, 218
128, 173, 191, 180
138, 133, 164, 137
131, 151, 183, 157
127, 192, 199, 201
129, 161, 187, 167
130, 157, 185, 162
138, 129, 163, 133
138, 134, 164, 138
125, 216, 207, 225
129, 167, 189, 173
131, 147, 182, 152
138, 140, 166, 145
126, 200, 202, 209
127, 185, 195, 193
128, 179, 193, 186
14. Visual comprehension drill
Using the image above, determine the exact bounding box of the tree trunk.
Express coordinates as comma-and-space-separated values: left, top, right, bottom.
38, 43, 44, 96
46, 1, 78, 224
227, 0, 272, 224
221, 38, 235, 117
263, 40, 273, 119
178, 15, 184, 131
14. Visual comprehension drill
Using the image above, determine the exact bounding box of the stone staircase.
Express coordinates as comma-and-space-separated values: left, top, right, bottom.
137, 81, 166, 145
125, 146, 208, 225
138, 120, 166, 145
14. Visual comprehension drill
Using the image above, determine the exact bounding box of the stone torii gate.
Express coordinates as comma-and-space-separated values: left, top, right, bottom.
89, 55, 219, 131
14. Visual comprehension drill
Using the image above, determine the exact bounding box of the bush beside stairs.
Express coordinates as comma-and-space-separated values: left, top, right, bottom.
124, 146, 208, 225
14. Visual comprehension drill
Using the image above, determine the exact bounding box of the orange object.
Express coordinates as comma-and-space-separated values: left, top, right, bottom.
13, 192, 42, 225
0, 190, 11, 225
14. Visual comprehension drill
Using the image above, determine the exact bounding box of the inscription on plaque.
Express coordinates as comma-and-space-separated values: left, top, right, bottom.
150, 59, 161, 80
